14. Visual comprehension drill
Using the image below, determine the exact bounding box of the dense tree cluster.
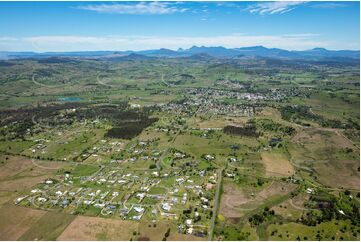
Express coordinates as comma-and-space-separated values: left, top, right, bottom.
280, 105, 358, 129
256, 118, 296, 136
223, 122, 258, 137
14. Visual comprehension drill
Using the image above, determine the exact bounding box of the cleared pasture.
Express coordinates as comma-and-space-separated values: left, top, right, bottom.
261, 152, 295, 177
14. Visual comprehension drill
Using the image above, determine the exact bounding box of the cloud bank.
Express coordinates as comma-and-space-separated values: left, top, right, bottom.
0, 33, 348, 52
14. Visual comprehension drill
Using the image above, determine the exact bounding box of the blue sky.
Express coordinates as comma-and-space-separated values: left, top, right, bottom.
0, 1, 359, 51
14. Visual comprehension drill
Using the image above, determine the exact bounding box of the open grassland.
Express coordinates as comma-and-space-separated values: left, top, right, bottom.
291, 91, 359, 122
0, 205, 46, 240
173, 132, 258, 168
18, 211, 75, 240
214, 221, 259, 241
267, 219, 360, 241
0, 140, 35, 155
289, 128, 359, 189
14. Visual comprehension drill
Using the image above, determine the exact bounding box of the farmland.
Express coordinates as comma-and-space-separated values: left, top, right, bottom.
0, 54, 359, 241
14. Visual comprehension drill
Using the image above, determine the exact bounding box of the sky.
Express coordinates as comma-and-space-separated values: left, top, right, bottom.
0, 1, 359, 52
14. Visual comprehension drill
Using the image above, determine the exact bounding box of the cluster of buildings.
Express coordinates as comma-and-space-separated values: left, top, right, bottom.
157, 86, 303, 118
15, 166, 217, 237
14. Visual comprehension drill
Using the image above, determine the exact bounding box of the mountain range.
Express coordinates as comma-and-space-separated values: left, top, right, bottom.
0, 46, 359, 61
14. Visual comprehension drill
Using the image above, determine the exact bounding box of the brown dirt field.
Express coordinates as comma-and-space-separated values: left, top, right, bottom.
219, 181, 251, 218
0, 155, 34, 179
35, 159, 70, 169
0, 174, 49, 197
313, 160, 360, 190
168, 232, 206, 241
272, 193, 310, 219
292, 130, 323, 144
57, 216, 139, 240
0, 205, 46, 240
289, 193, 311, 208
329, 130, 356, 149
292, 128, 354, 150
261, 152, 295, 177
256, 181, 297, 199
0, 191, 14, 206
0, 155, 66, 181
238, 181, 297, 211
220, 180, 297, 218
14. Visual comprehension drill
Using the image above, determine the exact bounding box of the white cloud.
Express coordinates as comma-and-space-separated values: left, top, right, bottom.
76, 2, 188, 15
0, 33, 344, 52
247, 1, 306, 15
311, 2, 347, 9
282, 33, 320, 38
0, 37, 18, 42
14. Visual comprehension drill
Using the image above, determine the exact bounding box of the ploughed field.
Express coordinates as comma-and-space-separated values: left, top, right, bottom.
0, 56, 359, 240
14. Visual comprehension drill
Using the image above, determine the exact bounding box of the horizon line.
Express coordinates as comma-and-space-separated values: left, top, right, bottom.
1, 45, 360, 54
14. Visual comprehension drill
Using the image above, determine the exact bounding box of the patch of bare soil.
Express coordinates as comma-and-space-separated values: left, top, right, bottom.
219, 182, 251, 218
0, 155, 34, 179
261, 152, 295, 177
272, 193, 310, 219
57, 215, 138, 240
256, 181, 297, 199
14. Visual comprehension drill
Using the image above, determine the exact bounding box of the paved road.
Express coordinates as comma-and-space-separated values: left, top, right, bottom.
156, 130, 180, 170
208, 168, 223, 241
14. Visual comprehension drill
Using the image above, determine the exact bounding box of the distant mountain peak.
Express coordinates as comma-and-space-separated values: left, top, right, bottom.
250, 45, 267, 49
158, 48, 173, 51
311, 47, 328, 51
0, 46, 359, 61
